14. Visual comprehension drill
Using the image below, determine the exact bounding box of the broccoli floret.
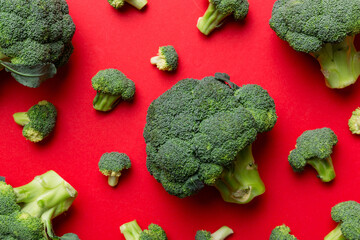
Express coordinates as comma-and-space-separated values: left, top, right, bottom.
92, 69, 136, 112
98, 152, 132, 187
197, 0, 249, 35
269, 0, 360, 89
195, 226, 233, 240
270, 225, 298, 240
0, 0, 76, 88
0, 171, 79, 240
108, 0, 147, 10
143, 73, 277, 204
324, 201, 360, 240
150, 46, 178, 72
13, 100, 57, 143
120, 220, 167, 240
348, 108, 360, 134
288, 127, 338, 182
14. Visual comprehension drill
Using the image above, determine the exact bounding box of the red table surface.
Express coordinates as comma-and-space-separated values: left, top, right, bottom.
1, 0, 360, 239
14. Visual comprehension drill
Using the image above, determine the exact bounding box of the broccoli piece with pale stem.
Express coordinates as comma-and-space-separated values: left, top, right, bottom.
120, 220, 167, 240
98, 152, 132, 187
348, 108, 360, 134
150, 46, 178, 72
195, 226, 234, 240
107, 0, 147, 10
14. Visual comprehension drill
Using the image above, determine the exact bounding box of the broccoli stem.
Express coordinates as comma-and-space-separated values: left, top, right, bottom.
13, 112, 30, 126
108, 174, 120, 187
214, 145, 265, 204
307, 157, 336, 182
120, 220, 142, 240
311, 36, 360, 89
197, 3, 229, 35
125, 0, 147, 10
150, 56, 164, 65
93, 92, 122, 112
211, 226, 234, 240
0, 52, 8, 71
324, 225, 346, 240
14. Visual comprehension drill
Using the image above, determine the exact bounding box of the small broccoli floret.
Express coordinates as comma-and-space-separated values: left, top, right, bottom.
269, 0, 360, 89
195, 226, 233, 240
92, 69, 135, 112
13, 100, 57, 143
108, 0, 147, 10
348, 108, 360, 134
197, 0, 249, 35
98, 152, 132, 187
120, 220, 167, 240
288, 127, 338, 182
150, 46, 178, 72
270, 225, 298, 240
324, 201, 360, 240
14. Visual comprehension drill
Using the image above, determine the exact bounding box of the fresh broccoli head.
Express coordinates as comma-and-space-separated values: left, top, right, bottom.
269, 0, 360, 89
324, 201, 360, 240
270, 225, 298, 240
98, 152, 132, 187
13, 100, 57, 143
197, 0, 249, 35
120, 220, 167, 240
107, 0, 147, 10
150, 46, 178, 72
0, 0, 76, 88
288, 127, 338, 182
143, 73, 277, 204
195, 226, 233, 240
92, 69, 135, 112
0, 170, 79, 240
348, 108, 360, 134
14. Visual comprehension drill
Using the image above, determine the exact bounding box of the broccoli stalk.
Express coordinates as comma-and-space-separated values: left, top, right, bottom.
211, 226, 234, 240
307, 157, 336, 183
349, 107, 360, 134
120, 220, 143, 240
93, 93, 123, 112
120, 220, 168, 240
197, 3, 226, 36
214, 145, 265, 204
311, 36, 360, 89
108, 0, 147, 10
324, 225, 346, 240
0, 53, 8, 71
13, 111, 30, 126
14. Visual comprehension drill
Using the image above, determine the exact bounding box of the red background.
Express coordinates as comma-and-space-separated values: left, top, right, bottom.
1, 0, 360, 239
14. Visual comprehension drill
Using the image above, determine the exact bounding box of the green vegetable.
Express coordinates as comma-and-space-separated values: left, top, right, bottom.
98, 152, 132, 187
197, 0, 249, 35
348, 108, 360, 134
0, 170, 79, 239
13, 100, 57, 143
92, 69, 135, 112
144, 73, 277, 204
0, 0, 76, 88
288, 127, 338, 182
269, 0, 360, 89
324, 201, 360, 240
120, 220, 167, 240
107, 0, 147, 10
195, 226, 233, 240
270, 225, 298, 240
150, 46, 178, 72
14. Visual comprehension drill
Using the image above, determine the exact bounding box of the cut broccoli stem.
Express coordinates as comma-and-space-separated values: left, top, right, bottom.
307, 157, 336, 182
311, 36, 360, 89
197, 3, 229, 35
126, 0, 147, 10
13, 112, 30, 126
212, 226, 234, 240
120, 220, 142, 240
108, 173, 121, 187
150, 56, 164, 66
324, 224, 346, 240
93, 92, 122, 112
215, 145, 265, 204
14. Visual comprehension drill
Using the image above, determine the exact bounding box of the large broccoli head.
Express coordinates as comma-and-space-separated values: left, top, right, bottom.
0, 0, 76, 88
143, 73, 277, 204
269, 0, 360, 89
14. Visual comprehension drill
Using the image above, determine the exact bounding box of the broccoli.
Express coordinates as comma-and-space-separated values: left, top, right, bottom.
143, 73, 277, 204
270, 225, 298, 240
0, 170, 79, 240
120, 220, 167, 240
98, 152, 132, 187
13, 100, 57, 143
269, 0, 360, 89
288, 127, 338, 182
324, 201, 360, 240
150, 46, 178, 72
348, 108, 360, 134
92, 69, 135, 112
195, 226, 233, 240
197, 0, 249, 36
108, 0, 147, 10
0, 0, 76, 88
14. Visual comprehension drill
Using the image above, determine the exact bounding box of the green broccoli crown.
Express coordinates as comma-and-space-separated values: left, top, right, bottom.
210, 0, 249, 20
195, 226, 233, 240
144, 73, 277, 199
269, 0, 360, 53
195, 230, 212, 240
270, 225, 298, 240
330, 201, 360, 240
151, 46, 178, 71
120, 220, 167, 240
348, 108, 360, 134
139, 224, 167, 240
0, 182, 20, 216
98, 152, 132, 175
